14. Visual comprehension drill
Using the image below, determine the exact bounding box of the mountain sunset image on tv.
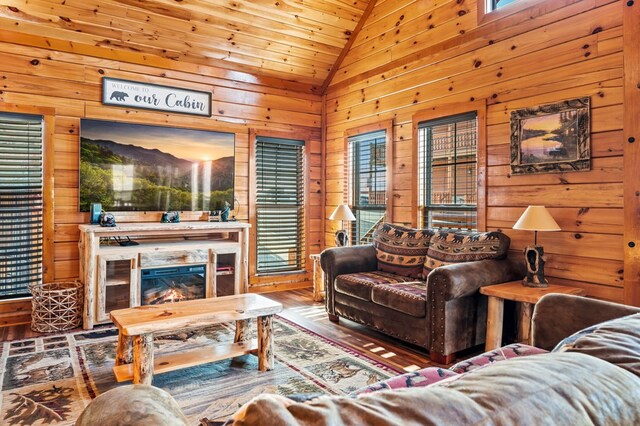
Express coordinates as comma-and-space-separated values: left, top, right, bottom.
79, 119, 235, 212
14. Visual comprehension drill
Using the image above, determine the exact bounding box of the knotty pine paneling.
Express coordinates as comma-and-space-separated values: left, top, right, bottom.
0, 37, 322, 324
325, 0, 625, 302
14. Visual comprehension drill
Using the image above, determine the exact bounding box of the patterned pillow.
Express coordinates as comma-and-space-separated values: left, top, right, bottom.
373, 223, 434, 279
423, 230, 510, 278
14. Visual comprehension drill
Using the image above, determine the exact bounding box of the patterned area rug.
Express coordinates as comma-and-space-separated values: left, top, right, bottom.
0, 316, 400, 425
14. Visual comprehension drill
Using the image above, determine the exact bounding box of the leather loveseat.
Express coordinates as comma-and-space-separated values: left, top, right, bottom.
321, 223, 523, 362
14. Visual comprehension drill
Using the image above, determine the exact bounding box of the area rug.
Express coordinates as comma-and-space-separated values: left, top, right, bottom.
0, 316, 400, 425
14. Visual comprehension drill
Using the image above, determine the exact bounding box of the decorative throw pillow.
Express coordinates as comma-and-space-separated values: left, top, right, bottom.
423, 230, 510, 278
373, 223, 434, 279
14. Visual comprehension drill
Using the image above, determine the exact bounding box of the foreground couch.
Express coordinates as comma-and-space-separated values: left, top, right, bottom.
78, 294, 640, 425
321, 223, 523, 362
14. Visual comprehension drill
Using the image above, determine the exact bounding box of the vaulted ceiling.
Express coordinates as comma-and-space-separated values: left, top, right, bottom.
0, 0, 375, 92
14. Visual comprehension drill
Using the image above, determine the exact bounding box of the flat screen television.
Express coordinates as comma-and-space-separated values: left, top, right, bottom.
79, 119, 234, 212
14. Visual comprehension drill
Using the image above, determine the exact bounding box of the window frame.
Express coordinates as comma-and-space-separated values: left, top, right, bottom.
0, 104, 54, 300
249, 129, 310, 282
477, 0, 543, 26
343, 121, 393, 245
412, 101, 487, 231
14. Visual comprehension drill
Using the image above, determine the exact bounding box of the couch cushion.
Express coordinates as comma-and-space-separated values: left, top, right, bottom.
335, 271, 415, 301
371, 282, 427, 318
230, 353, 640, 426
373, 223, 434, 279
349, 367, 457, 397
423, 230, 510, 277
449, 343, 548, 374
553, 313, 640, 378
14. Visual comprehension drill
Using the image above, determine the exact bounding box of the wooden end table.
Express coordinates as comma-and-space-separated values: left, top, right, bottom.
310, 254, 325, 302
480, 281, 586, 350
110, 293, 283, 384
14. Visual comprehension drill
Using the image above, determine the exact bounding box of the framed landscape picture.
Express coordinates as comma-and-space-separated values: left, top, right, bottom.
510, 97, 590, 175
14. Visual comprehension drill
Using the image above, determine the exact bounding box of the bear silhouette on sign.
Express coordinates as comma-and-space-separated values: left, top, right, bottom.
110, 91, 129, 102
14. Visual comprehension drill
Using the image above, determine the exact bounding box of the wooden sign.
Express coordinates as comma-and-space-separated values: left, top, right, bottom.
102, 78, 212, 117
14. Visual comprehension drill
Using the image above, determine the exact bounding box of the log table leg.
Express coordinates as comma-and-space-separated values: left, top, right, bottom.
234, 319, 249, 343
257, 315, 274, 371
485, 296, 505, 351
517, 302, 534, 344
115, 332, 133, 366
132, 334, 154, 385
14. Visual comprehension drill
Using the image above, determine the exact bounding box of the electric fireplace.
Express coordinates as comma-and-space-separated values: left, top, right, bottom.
140, 265, 206, 305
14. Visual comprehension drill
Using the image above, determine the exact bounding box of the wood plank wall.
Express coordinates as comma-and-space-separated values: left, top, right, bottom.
0, 34, 322, 326
324, 0, 626, 302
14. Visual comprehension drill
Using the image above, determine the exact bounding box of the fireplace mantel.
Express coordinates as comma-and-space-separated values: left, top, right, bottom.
78, 221, 250, 329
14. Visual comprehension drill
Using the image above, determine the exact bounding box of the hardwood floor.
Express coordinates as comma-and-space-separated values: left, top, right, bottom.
0, 288, 479, 371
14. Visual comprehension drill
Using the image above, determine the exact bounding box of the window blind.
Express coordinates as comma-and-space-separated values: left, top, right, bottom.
418, 112, 478, 230
347, 130, 386, 245
0, 112, 44, 299
255, 137, 305, 274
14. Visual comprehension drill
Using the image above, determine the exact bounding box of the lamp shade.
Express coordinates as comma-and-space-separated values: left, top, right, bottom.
513, 206, 561, 231
329, 204, 356, 221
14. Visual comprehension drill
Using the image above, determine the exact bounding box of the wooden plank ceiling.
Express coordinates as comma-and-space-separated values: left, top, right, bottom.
0, 0, 375, 92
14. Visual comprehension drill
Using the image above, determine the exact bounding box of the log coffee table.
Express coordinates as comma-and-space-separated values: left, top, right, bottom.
110, 293, 283, 384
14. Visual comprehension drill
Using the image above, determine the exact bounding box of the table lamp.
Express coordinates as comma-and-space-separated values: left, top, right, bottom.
329, 204, 356, 247
513, 205, 561, 288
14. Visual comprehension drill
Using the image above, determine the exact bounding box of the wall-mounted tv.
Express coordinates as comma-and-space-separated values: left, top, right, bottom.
79, 119, 234, 212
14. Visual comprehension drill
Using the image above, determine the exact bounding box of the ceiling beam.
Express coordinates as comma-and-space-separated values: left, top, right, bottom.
320, 0, 378, 95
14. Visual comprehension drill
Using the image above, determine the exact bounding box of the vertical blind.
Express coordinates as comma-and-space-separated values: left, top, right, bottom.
418, 112, 478, 230
347, 130, 386, 245
0, 112, 44, 299
255, 137, 305, 273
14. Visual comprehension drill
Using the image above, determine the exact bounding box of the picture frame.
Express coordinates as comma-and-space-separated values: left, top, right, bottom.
510, 97, 590, 175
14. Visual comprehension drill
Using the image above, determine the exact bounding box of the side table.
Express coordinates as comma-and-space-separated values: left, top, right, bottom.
479, 281, 586, 350
310, 254, 325, 302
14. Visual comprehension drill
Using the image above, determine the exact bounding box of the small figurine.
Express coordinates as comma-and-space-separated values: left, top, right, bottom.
220, 201, 231, 222
99, 211, 116, 227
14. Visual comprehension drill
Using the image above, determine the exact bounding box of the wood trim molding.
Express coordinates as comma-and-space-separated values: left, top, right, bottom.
320, 0, 378, 94
411, 100, 487, 230
248, 128, 314, 285
477, 0, 547, 26
0, 103, 55, 283
343, 120, 394, 226
623, 0, 640, 306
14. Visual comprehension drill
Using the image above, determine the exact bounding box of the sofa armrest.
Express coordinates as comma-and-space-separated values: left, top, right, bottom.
427, 257, 525, 301
321, 245, 377, 315
320, 245, 377, 278
531, 294, 640, 350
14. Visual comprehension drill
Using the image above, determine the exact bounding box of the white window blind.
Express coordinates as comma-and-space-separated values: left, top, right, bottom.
418, 112, 478, 230
0, 112, 44, 299
255, 137, 305, 274
347, 130, 386, 245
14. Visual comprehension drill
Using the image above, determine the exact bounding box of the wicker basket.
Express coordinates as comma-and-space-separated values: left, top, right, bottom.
30, 281, 83, 333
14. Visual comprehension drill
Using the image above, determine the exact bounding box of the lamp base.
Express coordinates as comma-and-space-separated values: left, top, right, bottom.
522, 245, 549, 288
334, 230, 349, 247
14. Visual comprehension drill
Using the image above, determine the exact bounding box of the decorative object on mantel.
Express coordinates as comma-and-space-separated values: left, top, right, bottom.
102, 77, 212, 117
90, 203, 102, 224
99, 211, 116, 227
29, 281, 83, 333
513, 205, 561, 287
161, 211, 181, 223
329, 204, 356, 247
510, 97, 590, 175
220, 201, 231, 222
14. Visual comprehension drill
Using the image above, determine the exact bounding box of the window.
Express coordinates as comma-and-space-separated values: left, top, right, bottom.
0, 112, 44, 299
418, 112, 478, 230
255, 136, 305, 273
487, 0, 519, 12
347, 130, 386, 245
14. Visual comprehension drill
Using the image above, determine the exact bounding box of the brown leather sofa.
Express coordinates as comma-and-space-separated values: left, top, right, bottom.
320, 227, 524, 363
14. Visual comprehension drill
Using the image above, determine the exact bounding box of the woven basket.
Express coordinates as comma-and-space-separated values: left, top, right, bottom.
30, 281, 83, 333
